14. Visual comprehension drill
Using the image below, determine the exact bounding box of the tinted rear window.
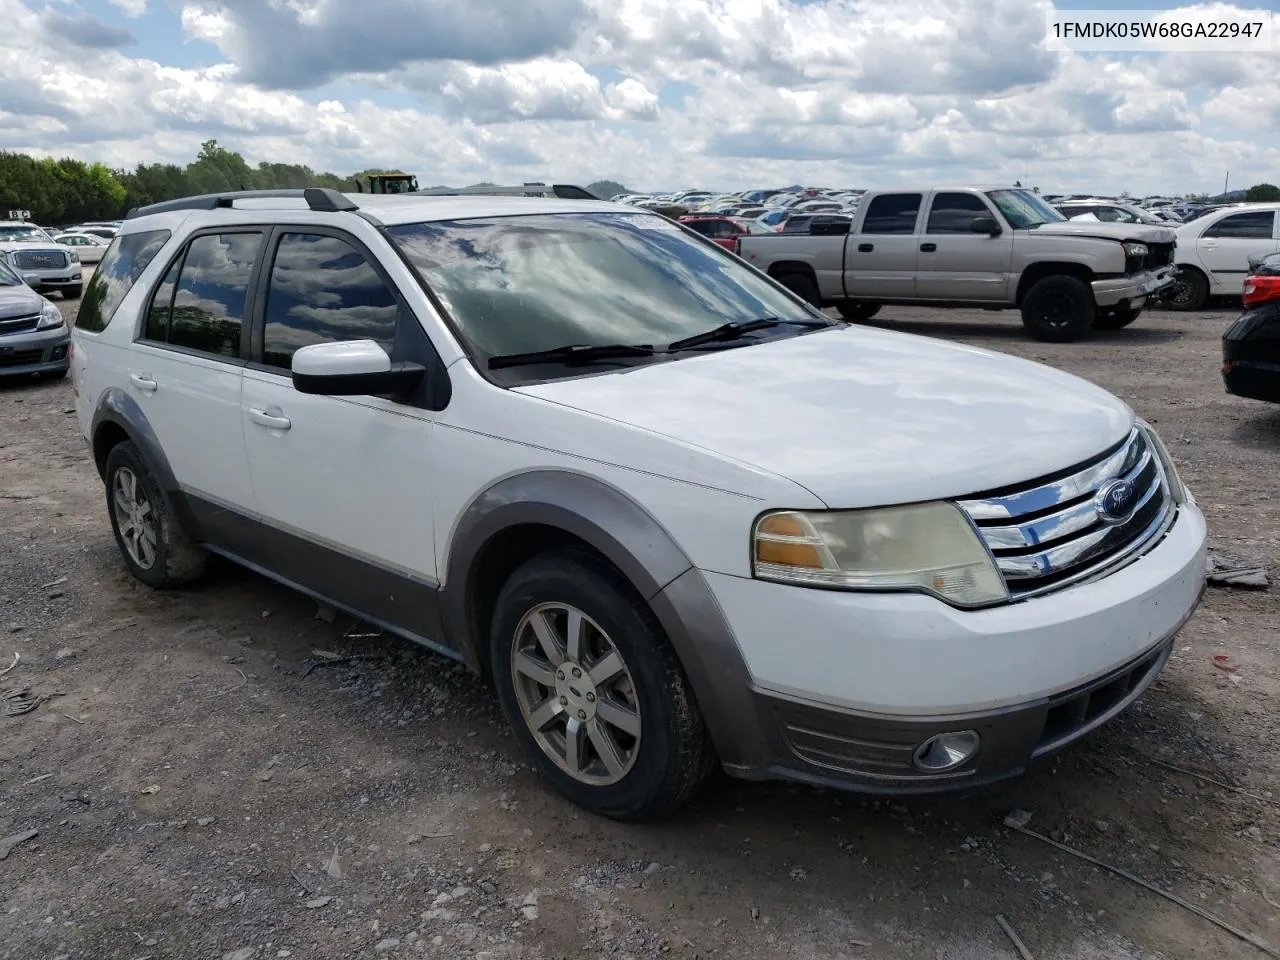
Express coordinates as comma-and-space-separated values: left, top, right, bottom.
74, 229, 171, 333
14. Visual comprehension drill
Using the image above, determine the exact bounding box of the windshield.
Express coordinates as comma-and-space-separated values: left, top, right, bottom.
0, 224, 53, 242
986, 190, 1067, 229
388, 212, 821, 375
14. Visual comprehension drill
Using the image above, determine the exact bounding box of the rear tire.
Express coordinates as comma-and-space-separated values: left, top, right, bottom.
776, 271, 822, 308
836, 301, 882, 321
1162, 268, 1208, 311
1094, 306, 1142, 330
489, 547, 715, 821
1020, 275, 1094, 342
104, 441, 207, 589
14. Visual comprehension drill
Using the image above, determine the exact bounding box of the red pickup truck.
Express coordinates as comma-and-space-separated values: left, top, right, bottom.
677, 215, 774, 255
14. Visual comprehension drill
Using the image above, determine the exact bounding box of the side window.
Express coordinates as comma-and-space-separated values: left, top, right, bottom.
1205, 211, 1276, 240
682, 221, 713, 237
74, 229, 171, 333
262, 233, 399, 371
143, 256, 182, 343
167, 232, 261, 359
862, 193, 922, 234
926, 193, 992, 234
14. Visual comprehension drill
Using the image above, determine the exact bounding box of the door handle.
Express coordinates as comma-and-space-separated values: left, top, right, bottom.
920, 242, 937, 252
129, 373, 157, 393
248, 407, 291, 431
857, 243, 874, 252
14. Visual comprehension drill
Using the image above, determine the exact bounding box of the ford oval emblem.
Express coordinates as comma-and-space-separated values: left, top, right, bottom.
1096, 478, 1138, 524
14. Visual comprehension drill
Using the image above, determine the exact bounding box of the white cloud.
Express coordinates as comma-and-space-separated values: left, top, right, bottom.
110, 0, 148, 16
1, 0, 1278, 195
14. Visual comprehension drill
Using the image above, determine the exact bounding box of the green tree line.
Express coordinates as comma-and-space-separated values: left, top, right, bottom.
0, 140, 629, 225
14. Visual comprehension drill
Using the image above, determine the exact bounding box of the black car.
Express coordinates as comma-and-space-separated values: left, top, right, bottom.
1222, 253, 1280, 404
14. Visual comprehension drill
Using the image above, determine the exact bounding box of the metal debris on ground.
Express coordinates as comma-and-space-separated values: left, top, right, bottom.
1206, 551, 1271, 589
1005, 815, 1280, 958
3, 685, 44, 716
0, 652, 19, 678
0, 828, 38, 861
995, 915, 1036, 960
300, 653, 389, 679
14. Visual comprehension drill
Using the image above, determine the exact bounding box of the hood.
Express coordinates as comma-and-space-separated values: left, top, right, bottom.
1032, 221, 1177, 244
516, 327, 1134, 507
0, 240, 64, 254
0, 281, 43, 320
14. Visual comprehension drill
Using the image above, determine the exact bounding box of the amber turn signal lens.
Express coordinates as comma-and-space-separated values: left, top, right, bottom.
757, 513, 808, 537
755, 539, 824, 569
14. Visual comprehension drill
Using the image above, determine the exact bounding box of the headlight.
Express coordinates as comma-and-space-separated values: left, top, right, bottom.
1123, 242, 1149, 257
1136, 419, 1189, 504
68, 250, 80, 263
36, 300, 63, 330
752, 502, 1008, 607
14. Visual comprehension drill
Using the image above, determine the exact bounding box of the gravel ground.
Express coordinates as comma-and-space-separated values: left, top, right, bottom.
1, 297, 1278, 960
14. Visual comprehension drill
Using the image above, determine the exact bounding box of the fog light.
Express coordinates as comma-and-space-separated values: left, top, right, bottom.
912, 731, 980, 772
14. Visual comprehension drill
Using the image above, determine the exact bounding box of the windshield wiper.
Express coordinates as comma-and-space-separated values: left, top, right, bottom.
488, 343, 655, 370
667, 317, 828, 352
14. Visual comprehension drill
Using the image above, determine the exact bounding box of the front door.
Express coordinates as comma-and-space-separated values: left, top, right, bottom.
240, 227, 445, 645
128, 229, 261, 523
1197, 209, 1280, 293
844, 192, 923, 298
914, 192, 1014, 302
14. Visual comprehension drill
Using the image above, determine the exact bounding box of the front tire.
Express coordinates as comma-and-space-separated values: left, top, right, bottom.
1020, 275, 1095, 342
775, 271, 822, 307
490, 548, 714, 821
1094, 306, 1142, 330
104, 442, 207, 589
1162, 268, 1208, 311
836, 300, 882, 321
63, 284, 83, 301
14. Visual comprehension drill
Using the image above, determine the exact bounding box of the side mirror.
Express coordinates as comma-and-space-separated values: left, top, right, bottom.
970, 216, 1001, 236
22, 273, 41, 287
291, 340, 424, 397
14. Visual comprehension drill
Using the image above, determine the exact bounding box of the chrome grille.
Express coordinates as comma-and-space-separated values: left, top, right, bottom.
0, 313, 39, 336
959, 428, 1175, 599
11, 249, 67, 270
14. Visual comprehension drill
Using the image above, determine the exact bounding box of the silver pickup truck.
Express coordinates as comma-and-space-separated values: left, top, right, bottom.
738, 187, 1178, 342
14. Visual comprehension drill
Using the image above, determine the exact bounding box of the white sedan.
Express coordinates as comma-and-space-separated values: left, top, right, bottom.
1166, 203, 1280, 310
54, 232, 109, 265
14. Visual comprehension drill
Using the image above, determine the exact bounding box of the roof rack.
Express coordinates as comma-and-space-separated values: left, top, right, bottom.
124, 187, 358, 220
410, 183, 600, 200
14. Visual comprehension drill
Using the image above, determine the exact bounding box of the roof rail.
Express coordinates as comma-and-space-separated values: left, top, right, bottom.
124, 187, 358, 220
410, 183, 601, 200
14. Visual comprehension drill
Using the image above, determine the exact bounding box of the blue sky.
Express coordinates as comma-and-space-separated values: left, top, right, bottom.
3, 0, 1279, 194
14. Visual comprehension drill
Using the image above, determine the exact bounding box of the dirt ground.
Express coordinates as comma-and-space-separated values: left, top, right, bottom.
2, 297, 1279, 960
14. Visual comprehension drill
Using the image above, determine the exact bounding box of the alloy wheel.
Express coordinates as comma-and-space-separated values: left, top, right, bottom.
510, 602, 641, 786
112, 467, 158, 570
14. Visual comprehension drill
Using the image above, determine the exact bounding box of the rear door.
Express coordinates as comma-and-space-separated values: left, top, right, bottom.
915, 191, 1014, 302
129, 229, 261, 529
844, 193, 922, 298
1197, 210, 1280, 293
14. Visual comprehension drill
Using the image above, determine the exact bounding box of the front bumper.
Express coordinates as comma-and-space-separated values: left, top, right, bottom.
33, 272, 83, 293
698, 501, 1206, 794
1092, 265, 1177, 308
0, 324, 71, 377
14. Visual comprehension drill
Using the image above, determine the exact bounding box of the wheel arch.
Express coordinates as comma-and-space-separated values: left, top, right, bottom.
91, 387, 200, 537
1015, 261, 1095, 306
442, 470, 693, 675
441, 470, 762, 768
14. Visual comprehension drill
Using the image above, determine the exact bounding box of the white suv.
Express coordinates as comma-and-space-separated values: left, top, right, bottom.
70, 187, 1207, 820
